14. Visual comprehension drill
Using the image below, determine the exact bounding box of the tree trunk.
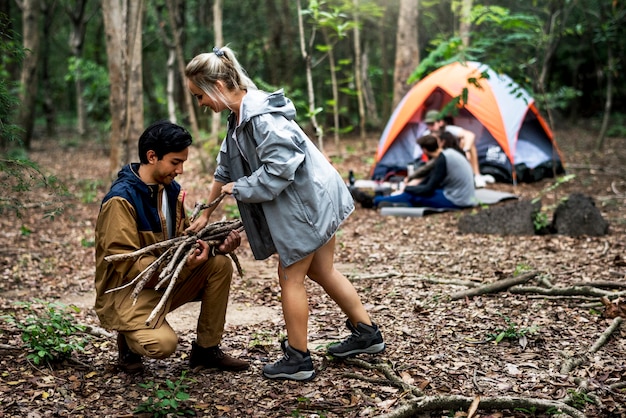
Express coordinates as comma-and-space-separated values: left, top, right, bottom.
296, 0, 323, 149
392, 0, 419, 108
41, 0, 56, 138
101, 0, 145, 178
165, 0, 199, 141
352, 0, 366, 139
361, 46, 380, 130
18, 0, 42, 149
210, 0, 223, 143
596, 46, 613, 151
457, 0, 472, 48
66, 0, 89, 137
324, 31, 341, 150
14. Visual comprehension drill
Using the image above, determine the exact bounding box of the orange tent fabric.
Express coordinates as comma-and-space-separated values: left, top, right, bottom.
373, 62, 564, 183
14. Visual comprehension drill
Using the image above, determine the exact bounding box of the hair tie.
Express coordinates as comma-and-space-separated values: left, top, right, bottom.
213, 47, 225, 58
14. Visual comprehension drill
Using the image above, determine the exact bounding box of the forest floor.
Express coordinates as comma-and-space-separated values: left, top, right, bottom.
0, 126, 625, 418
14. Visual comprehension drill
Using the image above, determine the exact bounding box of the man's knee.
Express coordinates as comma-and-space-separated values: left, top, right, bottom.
129, 330, 179, 359
144, 332, 178, 359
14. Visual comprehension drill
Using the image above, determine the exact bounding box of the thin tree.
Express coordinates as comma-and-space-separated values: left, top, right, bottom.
392, 0, 419, 107
64, 0, 91, 137
210, 0, 223, 143
16, 0, 41, 150
296, 0, 323, 149
101, 0, 145, 177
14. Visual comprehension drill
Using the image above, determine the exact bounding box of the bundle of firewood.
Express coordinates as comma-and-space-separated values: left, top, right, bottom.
105, 195, 244, 325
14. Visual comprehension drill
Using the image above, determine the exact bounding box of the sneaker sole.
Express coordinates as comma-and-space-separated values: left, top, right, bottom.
263, 370, 316, 382
328, 342, 386, 358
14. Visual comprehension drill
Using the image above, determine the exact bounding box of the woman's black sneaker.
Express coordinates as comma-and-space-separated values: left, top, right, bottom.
327, 320, 385, 358
263, 341, 315, 381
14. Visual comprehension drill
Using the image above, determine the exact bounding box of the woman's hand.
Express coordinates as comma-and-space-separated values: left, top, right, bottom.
221, 182, 235, 195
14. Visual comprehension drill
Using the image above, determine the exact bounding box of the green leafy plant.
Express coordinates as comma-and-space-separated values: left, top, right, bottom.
2, 300, 89, 365
566, 388, 595, 409
248, 331, 273, 351
77, 179, 103, 204
134, 371, 195, 417
487, 313, 538, 344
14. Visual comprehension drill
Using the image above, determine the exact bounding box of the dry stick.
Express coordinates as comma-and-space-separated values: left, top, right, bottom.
131, 249, 175, 301
189, 193, 227, 221
509, 285, 623, 298
373, 394, 586, 418
104, 235, 187, 262
105, 247, 175, 294
158, 235, 196, 281
449, 271, 538, 301
146, 246, 196, 326
560, 316, 624, 374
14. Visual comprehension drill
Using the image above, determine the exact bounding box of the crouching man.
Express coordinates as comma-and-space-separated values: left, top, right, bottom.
94, 120, 248, 374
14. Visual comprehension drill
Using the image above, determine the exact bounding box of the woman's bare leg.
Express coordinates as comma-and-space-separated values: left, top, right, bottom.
278, 253, 313, 353
306, 236, 371, 326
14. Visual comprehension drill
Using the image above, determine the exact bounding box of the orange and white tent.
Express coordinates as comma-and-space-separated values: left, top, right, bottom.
372, 61, 564, 183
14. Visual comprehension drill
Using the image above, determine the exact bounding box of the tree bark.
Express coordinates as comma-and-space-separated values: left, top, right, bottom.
449, 271, 537, 300
457, 0, 472, 48
352, 0, 366, 139
17, 0, 42, 149
210, 0, 223, 143
65, 0, 90, 137
296, 0, 323, 149
392, 0, 419, 108
101, 0, 145, 178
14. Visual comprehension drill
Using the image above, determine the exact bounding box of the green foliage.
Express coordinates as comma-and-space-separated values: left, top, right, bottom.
0, 14, 24, 148
248, 331, 273, 350
65, 57, 111, 122
76, 179, 104, 204
532, 210, 550, 232
2, 300, 89, 366
222, 203, 240, 219
0, 157, 69, 219
566, 388, 595, 409
134, 371, 196, 417
513, 263, 533, 276
487, 313, 538, 344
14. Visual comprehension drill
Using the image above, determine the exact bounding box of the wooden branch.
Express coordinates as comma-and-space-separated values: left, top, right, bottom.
373, 394, 586, 418
146, 246, 195, 326
509, 285, 622, 298
189, 193, 226, 221
560, 317, 623, 374
449, 271, 538, 301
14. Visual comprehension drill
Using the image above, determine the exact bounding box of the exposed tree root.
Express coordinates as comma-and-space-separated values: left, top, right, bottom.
449, 271, 538, 300
560, 316, 623, 374
343, 358, 587, 418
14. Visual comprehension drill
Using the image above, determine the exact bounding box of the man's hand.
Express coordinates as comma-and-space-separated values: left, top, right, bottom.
218, 229, 241, 253
185, 214, 209, 234
186, 239, 210, 269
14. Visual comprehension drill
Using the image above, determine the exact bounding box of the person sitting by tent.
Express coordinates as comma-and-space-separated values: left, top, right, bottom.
422, 110, 494, 188
373, 134, 477, 209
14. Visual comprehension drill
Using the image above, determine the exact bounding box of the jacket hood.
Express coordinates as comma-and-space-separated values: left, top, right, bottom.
239, 89, 296, 125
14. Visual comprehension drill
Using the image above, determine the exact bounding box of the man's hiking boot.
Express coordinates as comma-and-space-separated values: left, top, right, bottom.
117, 333, 144, 374
189, 342, 249, 371
263, 341, 315, 382
327, 320, 385, 358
